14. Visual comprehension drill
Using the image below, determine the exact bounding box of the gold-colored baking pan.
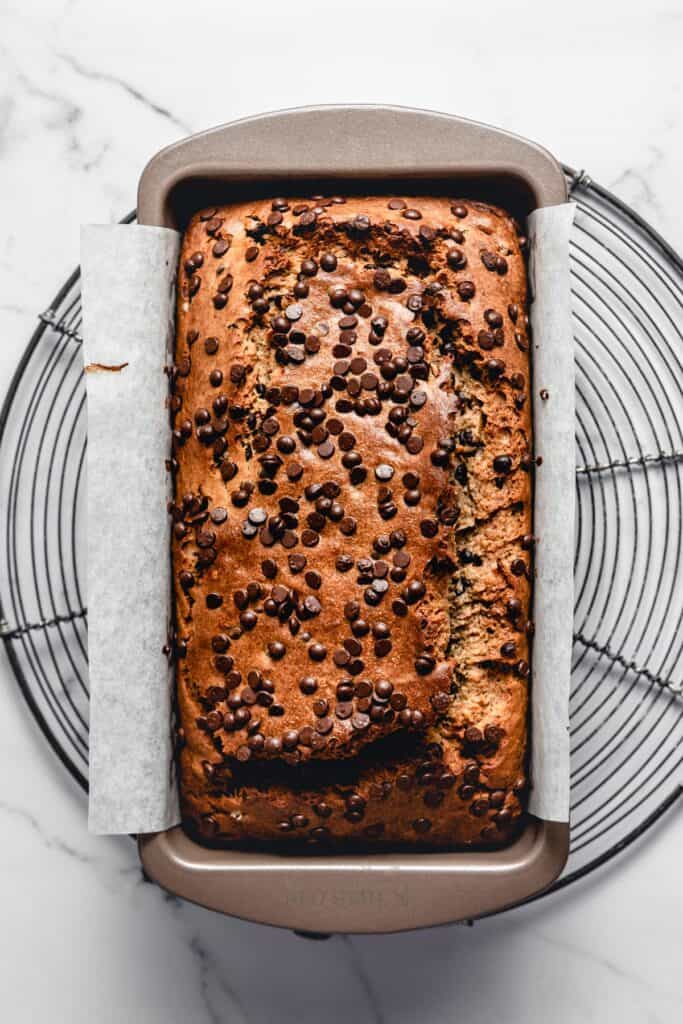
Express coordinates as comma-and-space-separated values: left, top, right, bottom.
137, 105, 569, 933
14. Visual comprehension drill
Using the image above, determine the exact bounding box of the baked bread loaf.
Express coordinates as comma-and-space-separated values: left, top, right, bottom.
171, 195, 532, 847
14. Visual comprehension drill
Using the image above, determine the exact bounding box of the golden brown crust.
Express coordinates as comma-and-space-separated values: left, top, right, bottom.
172, 195, 532, 847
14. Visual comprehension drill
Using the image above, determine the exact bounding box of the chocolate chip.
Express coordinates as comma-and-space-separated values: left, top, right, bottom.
317, 440, 335, 459
309, 642, 327, 662
485, 358, 506, 380
343, 637, 362, 657
298, 210, 317, 230
242, 244, 259, 264
282, 729, 299, 751
240, 610, 257, 630
465, 726, 483, 746
299, 676, 318, 697
335, 700, 353, 720
340, 517, 357, 536
339, 432, 357, 453
486, 725, 505, 745
186, 253, 203, 275
470, 798, 489, 818
393, 550, 411, 569
304, 595, 322, 616
405, 580, 425, 604
285, 303, 303, 323
420, 519, 438, 538
286, 553, 305, 574
376, 492, 396, 518
179, 570, 195, 592
305, 570, 322, 589
375, 464, 394, 481
447, 247, 466, 269
213, 239, 231, 257
262, 736, 282, 755
493, 455, 513, 475
299, 258, 318, 277
267, 641, 286, 660
320, 253, 338, 272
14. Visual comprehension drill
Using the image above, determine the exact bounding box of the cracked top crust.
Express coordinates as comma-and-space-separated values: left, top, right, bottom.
172, 194, 532, 847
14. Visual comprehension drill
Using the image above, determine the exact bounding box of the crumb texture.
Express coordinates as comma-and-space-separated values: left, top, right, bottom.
171, 194, 532, 847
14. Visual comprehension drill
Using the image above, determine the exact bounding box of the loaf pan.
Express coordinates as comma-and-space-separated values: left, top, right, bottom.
137, 105, 569, 933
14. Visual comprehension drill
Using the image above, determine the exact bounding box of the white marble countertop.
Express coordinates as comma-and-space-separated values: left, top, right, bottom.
1, 0, 682, 1020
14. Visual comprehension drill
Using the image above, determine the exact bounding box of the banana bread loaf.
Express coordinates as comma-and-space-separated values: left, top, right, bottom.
171, 195, 532, 846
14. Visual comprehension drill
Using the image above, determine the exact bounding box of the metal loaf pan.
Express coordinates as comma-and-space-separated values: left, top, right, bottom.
137, 105, 569, 933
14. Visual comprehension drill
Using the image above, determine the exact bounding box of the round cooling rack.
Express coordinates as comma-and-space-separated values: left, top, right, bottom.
0, 177, 681, 910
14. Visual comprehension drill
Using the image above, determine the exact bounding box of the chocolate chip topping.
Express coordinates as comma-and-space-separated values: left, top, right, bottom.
175, 195, 530, 836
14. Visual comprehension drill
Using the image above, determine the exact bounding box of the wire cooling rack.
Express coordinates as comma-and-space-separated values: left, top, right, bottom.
0, 173, 681, 910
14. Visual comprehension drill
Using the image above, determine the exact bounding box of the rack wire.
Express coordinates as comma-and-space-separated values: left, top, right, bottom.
0, 179, 681, 907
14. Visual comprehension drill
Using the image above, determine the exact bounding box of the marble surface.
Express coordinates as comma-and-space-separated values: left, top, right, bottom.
1, 0, 682, 1020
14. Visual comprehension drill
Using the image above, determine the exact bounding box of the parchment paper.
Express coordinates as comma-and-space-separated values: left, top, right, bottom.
82, 205, 575, 833
527, 203, 576, 822
81, 225, 181, 834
